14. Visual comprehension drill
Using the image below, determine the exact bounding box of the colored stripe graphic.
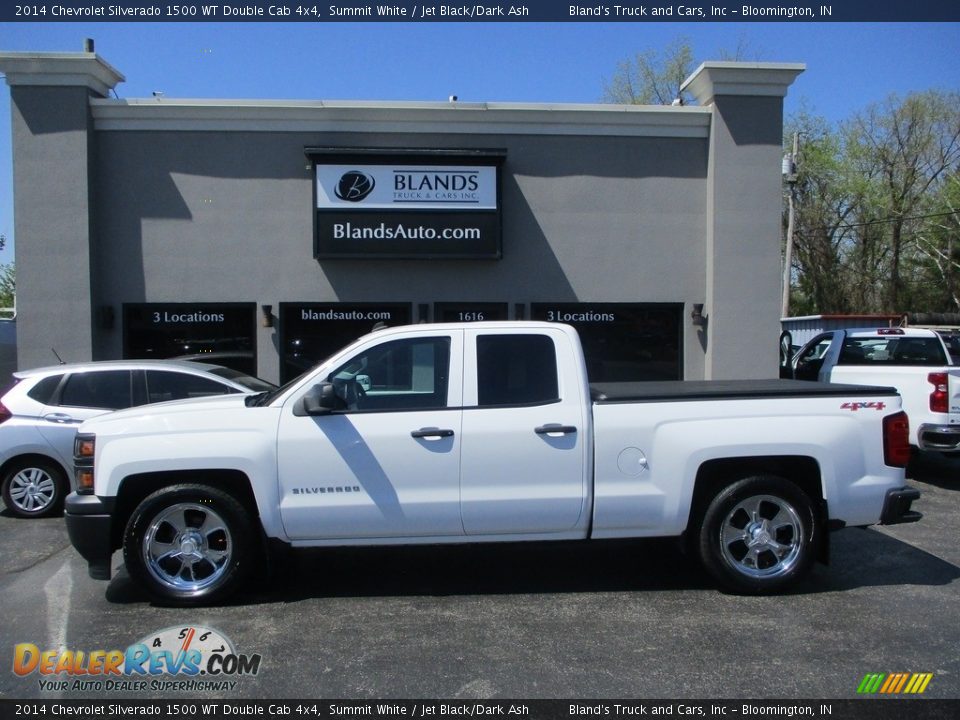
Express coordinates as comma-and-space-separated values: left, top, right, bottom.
857, 674, 884, 694
906, 674, 934, 694
858, 673, 933, 694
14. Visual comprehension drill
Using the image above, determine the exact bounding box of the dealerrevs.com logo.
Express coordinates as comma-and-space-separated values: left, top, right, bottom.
12, 625, 262, 693
335, 171, 376, 202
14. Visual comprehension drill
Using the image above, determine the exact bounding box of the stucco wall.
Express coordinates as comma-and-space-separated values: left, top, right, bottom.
0, 52, 802, 384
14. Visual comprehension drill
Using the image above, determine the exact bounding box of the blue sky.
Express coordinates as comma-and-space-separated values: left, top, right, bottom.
1, 21, 959, 266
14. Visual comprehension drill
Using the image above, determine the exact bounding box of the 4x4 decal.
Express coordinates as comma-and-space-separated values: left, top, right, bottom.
841, 401, 887, 412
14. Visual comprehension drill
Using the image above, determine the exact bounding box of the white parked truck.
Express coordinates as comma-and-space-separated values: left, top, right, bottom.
66, 322, 920, 605
786, 327, 959, 453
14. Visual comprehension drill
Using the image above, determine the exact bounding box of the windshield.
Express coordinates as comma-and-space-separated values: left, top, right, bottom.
245, 369, 311, 407
206, 367, 277, 393
243, 348, 355, 407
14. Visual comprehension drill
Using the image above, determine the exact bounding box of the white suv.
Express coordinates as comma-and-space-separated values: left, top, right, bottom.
0, 360, 274, 518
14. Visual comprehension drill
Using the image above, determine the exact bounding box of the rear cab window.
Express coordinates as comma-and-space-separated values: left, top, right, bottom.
476, 334, 559, 407
839, 335, 949, 366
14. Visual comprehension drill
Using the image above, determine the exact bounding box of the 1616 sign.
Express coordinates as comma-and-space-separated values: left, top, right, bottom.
313, 158, 502, 260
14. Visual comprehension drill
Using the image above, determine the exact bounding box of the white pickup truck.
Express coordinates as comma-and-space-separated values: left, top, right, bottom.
66, 322, 920, 605
786, 327, 960, 453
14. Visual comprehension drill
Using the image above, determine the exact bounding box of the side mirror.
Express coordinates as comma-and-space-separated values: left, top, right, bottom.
294, 382, 342, 416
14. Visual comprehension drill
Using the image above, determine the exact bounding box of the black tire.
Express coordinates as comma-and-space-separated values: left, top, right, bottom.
123, 484, 255, 606
697, 475, 820, 595
1, 458, 68, 518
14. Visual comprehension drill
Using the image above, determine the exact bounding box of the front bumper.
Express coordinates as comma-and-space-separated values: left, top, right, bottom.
879, 487, 922, 525
918, 424, 960, 452
64, 492, 115, 580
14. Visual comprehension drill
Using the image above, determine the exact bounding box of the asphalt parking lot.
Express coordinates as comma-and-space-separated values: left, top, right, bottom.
1, 455, 958, 701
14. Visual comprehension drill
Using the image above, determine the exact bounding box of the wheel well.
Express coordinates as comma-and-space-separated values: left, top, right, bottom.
687, 455, 823, 535
111, 470, 259, 550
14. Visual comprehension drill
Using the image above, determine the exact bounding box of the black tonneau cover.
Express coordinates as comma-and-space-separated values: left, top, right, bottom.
590, 379, 899, 404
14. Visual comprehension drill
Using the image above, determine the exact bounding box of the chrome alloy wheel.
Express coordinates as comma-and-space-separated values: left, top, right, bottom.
8, 466, 57, 514
142, 502, 233, 593
719, 494, 805, 579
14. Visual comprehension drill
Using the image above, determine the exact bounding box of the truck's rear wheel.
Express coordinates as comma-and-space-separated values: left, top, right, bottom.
123, 484, 253, 606
698, 475, 819, 594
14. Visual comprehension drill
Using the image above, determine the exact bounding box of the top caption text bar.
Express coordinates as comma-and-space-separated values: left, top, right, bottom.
6, 1, 960, 22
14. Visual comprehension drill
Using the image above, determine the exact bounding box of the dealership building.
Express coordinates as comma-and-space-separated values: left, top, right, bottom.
0, 49, 802, 384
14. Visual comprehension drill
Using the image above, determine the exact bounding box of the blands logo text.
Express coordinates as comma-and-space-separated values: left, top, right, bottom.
393, 170, 480, 203
317, 164, 497, 211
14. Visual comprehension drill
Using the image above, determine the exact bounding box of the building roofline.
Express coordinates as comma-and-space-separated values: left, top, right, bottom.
89, 97, 713, 137
682, 62, 805, 105
0, 51, 125, 98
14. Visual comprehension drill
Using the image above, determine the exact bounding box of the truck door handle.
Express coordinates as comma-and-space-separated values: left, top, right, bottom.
411, 428, 455, 439
535, 424, 578, 436
43, 413, 76, 425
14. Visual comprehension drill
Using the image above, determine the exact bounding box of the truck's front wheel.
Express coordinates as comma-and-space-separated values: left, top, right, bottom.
124, 485, 254, 605
698, 475, 819, 594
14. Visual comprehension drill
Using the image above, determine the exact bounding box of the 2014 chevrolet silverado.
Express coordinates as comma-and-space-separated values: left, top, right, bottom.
65, 322, 920, 605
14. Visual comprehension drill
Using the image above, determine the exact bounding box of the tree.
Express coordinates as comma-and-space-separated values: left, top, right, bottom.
603, 36, 695, 106
783, 114, 859, 314
912, 173, 960, 311
604, 44, 960, 317
844, 91, 960, 310
783, 91, 960, 315
603, 34, 764, 106
0, 263, 14, 312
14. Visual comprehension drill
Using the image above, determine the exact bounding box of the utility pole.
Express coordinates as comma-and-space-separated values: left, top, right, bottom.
781, 132, 799, 318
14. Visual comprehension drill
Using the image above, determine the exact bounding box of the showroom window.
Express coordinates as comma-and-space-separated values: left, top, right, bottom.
280, 303, 412, 383
532, 303, 683, 382
123, 303, 258, 376
434, 302, 508, 323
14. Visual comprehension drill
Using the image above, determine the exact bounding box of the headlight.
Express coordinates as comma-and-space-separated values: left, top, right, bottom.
74, 433, 96, 494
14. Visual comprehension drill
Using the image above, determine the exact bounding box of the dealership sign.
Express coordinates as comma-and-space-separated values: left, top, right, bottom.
313, 157, 502, 259
317, 165, 497, 210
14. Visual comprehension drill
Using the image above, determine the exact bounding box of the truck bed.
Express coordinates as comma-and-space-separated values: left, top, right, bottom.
590, 379, 898, 404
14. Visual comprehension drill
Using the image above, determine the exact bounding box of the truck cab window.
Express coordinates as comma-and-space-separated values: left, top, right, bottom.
477, 335, 559, 407
327, 337, 450, 411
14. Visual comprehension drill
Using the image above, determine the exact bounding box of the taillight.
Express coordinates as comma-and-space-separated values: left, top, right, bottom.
883, 411, 911, 468
0, 379, 19, 425
928, 372, 948, 414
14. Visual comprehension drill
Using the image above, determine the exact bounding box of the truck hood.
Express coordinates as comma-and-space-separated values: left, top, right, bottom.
79, 394, 253, 435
